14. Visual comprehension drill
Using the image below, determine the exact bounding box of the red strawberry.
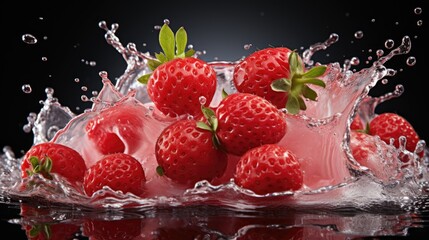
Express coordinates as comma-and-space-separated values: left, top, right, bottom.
215, 93, 287, 156
155, 119, 228, 186
85, 102, 145, 155
82, 218, 143, 240
21, 142, 86, 185
234, 144, 303, 195
138, 24, 216, 118
369, 113, 422, 158
350, 114, 365, 131
233, 48, 326, 114
83, 153, 146, 197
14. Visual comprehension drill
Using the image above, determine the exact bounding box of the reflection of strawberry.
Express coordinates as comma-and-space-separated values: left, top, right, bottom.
215, 93, 287, 156
21, 142, 87, 186
155, 119, 228, 186
138, 24, 216, 118
82, 218, 142, 240
233, 48, 326, 114
85, 103, 144, 155
369, 113, 421, 156
83, 153, 146, 197
234, 144, 303, 195
237, 226, 303, 240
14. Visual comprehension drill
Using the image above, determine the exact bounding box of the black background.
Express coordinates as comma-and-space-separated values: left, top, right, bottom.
1, 0, 428, 239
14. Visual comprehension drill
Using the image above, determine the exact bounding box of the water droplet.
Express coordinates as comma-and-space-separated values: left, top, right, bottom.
163, 19, 170, 25
142, 43, 147, 47
81, 95, 89, 102
414, 7, 422, 15
45, 87, 54, 96
371, 18, 376, 23
89, 61, 96, 67
354, 30, 364, 39
199, 96, 207, 105
368, 56, 373, 61
385, 39, 395, 49
21, 84, 32, 94
417, 20, 423, 26
350, 57, 360, 65
43, 36, 48, 40
41, 57, 47, 61
387, 69, 397, 76
406, 56, 416, 66
92, 91, 98, 96
368, 49, 373, 53
381, 79, 389, 84
243, 44, 253, 50
38, 17, 44, 20
74, 78, 80, 83
376, 49, 384, 58
395, 22, 399, 25
188, 44, 194, 49
154, 25, 161, 30
22, 34, 37, 44
81, 86, 88, 91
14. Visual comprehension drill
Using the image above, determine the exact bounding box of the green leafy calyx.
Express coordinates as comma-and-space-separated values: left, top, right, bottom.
26, 155, 53, 180
138, 24, 195, 84
271, 51, 327, 114
197, 106, 221, 149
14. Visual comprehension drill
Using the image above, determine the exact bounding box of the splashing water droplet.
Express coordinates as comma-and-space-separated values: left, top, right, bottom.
417, 20, 423, 26
395, 21, 399, 25
243, 44, 252, 50
81, 95, 89, 102
376, 49, 384, 58
81, 86, 88, 91
199, 96, 207, 105
21, 84, 32, 94
414, 7, 422, 15
89, 61, 96, 67
371, 18, 376, 23
41, 57, 47, 61
188, 44, 194, 49
385, 39, 395, 49
354, 30, 364, 39
406, 56, 416, 66
92, 91, 98, 96
387, 69, 397, 76
74, 78, 80, 83
381, 79, 389, 84
43, 36, 48, 40
163, 19, 170, 25
154, 25, 161, 30
22, 34, 37, 44
350, 57, 360, 65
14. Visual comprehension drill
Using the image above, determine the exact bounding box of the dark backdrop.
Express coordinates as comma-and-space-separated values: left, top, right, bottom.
1, 0, 428, 239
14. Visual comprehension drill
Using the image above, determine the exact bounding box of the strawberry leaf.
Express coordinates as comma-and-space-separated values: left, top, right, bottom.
185, 49, 195, 57
159, 24, 175, 60
156, 166, 165, 176
197, 121, 211, 131
302, 86, 317, 101
43, 157, 53, 173
29, 156, 40, 169
137, 74, 151, 84
155, 52, 167, 63
289, 51, 304, 74
302, 78, 326, 87
148, 59, 161, 71
286, 95, 300, 114
302, 65, 326, 78
175, 27, 187, 56
221, 89, 229, 99
298, 96, 306, 110
271, 78, 291, 92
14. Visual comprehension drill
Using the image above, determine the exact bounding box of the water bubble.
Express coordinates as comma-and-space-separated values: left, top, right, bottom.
89, 61, 96, 67
385, 39, 395, 49
81, 95, 89, 102
142, 43, 147, 47
199, 96, 207, 105
21, 84, 32, 94
368, 56, 373, 61
45, 87, 54, 96
154, 25, 162, 30
38, 17, 44, 20
354, 30, 364, 39
381, 79, 389, 84
43, 36, 48, 40
163, 19, 170, 25
371, 18, 376, 23
395, 21, 399, 25
74, 78, 80, 83
243, 44, 252, 50
22, 34, 37, 44
81, 86, 88, 91
406, 56, 416, 66
92, 91, 98, 96
387, 69, 397, 76
350, 57, 360, 65
414, 7, 422, 15
417, 20, 423, 27
41, 57, 47, 61
188, 44, 194, 49
376, 49, 384, 58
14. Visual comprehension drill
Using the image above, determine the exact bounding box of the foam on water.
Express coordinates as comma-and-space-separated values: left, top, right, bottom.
0, 21, 428, 211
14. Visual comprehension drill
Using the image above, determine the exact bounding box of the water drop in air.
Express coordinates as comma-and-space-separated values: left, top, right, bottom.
414, 7, 422, 15
243, 44, 253, 50
74, 78, 80, 83
385, 39, 395, 49
406, 56, 416, 66
163, 19, 170, 25
417, 20, 423, 26
22, 34, 37, 44
21, 84, 32, 94
354, 30, 364, 39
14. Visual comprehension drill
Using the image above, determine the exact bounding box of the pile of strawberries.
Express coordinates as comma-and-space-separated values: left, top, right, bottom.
20, 24, 423, 198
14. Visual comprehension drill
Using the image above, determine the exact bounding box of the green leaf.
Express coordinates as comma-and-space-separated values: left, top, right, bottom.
289, 51, 304, 74
221, 89, 228, 99
159, 24, 175, 60
29, 156, 40, 169
302, 65, 327, 78
298, 96, 307, 110
185, 49, 195, 57
156, 166, 164, 176
137, 73, 152, 84
43, 225, 52, 240
29, 226, 41, 237
155, 52, 167, 63
302, 86, 317, 101
148, 59, 161, 71
271, 78, 291, 92
212, 134, 221, 150
201, 106, 216, 120
175, 27, 187, 56
286, 95, 300, 114
302, 78, 326, 88
43, 157, 52, 173
196, 121, 211, 131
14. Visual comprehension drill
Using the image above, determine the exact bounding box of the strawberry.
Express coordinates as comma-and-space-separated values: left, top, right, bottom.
138, 23, 217, 118
83, 153, 146, 197
21, 142, 87, 185
215, 92, 287, 156
233, 48, 327, 114
82, 218, 142, 240
85, 102, 145, 155
350, 114, 365, 131
234, 144, 303, 195
155, 119, 228, 186
369, 113, 421, 157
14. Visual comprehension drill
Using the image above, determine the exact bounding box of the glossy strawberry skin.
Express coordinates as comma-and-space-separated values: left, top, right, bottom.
83, 153, 146, 197
147, 57, 217, 118
234, 144, 303, 195
369, 113, 420, 154
155, 119, 228, 186
85, 103, 144, 155
216, 93, 287, 156
233, 47, 292, 108
21, 142, 87, 184
350, 114, 365, 131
